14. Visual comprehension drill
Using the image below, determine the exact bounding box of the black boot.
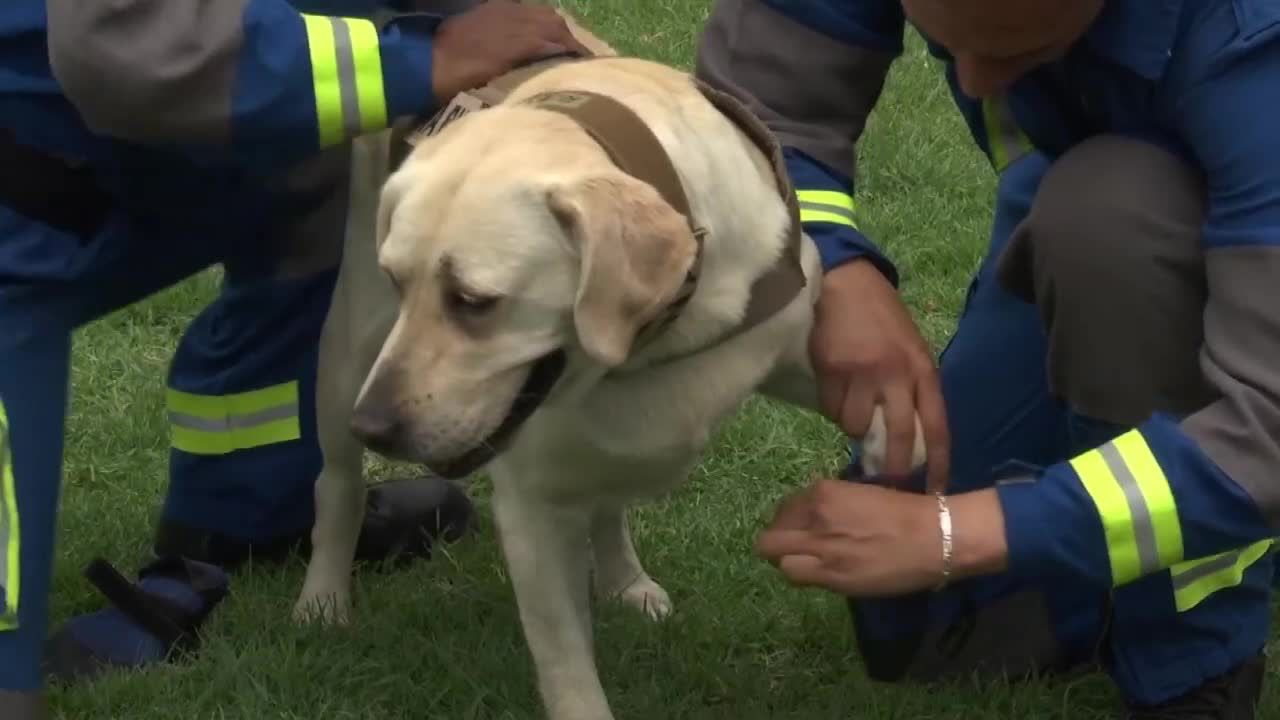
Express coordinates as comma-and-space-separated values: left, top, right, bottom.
1127, 653, 1266, 720
154, 473, 474, 570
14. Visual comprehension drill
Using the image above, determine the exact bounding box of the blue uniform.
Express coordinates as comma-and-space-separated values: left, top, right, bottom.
0, 0, 466, 691
697, 0, 1280, 706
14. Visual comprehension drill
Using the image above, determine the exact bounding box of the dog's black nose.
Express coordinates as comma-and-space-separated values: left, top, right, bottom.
350, 408, 401, 455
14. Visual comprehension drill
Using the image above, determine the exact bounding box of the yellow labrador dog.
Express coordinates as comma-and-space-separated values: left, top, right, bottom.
293, 16, 925, 720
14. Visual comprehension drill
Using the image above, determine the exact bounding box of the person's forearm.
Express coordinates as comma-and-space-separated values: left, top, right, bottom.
948, 489, 1010, 580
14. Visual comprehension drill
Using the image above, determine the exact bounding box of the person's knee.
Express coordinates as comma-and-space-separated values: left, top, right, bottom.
996, 135, 1214, 423
1000, 134, 1205, 303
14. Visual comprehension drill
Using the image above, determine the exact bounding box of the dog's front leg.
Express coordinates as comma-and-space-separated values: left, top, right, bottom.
492, 477, 614, 720
294, 289, 370, 625
590, 507, 672, 622
294, 450, 366, 624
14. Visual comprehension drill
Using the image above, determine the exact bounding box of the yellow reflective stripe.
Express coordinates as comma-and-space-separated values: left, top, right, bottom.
796, 190, 857, 229
302, 15, 388, 148
982, 96, 1033, 174
303, 15, 343, 148
1069, 429, 1183, 587
796, 190, 855, 212
347, 18, 388, 134
1170, 539, 1276, 612
167, 381, 302, 456
0, 398, 18, 630
799, 208, 857, 228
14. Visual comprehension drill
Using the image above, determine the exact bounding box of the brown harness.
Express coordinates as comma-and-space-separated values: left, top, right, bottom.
409, 56, 808, 363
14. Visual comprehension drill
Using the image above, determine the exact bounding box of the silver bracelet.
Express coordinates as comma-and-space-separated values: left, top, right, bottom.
934, 493, 953, 592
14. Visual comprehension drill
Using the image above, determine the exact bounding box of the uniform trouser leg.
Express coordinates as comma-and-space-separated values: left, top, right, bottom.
159, 150, 348, 549
160, 264, 339, 546
850, 135, 1270, 705
996, 134, 1271, 705
0, 334, 71, 694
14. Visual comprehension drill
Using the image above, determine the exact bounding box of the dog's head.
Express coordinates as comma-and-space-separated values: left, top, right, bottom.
350, 108, 700, 478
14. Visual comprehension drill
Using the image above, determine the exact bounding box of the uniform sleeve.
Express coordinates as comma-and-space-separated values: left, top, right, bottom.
996, 23, 1280, 609
693, 0, 905, 283
45, 0, 445, 168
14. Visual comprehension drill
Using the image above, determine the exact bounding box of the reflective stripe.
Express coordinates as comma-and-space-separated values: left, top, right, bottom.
1069, 429, 1184, 587
1170, 539, 1276, 612
796, 190, 857, 229
168, 381, 302, 456
0, 399, 18, 630
302, 15, 388, 148
981, 96, 1032, 174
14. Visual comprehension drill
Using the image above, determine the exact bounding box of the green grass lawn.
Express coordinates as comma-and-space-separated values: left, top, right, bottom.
45, 1, 1279, 718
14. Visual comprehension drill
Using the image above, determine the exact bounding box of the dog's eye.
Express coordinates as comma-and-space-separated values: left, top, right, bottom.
445, 289, 500, 315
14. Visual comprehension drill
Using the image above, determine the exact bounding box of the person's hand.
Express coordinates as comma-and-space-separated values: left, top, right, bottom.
810, 258, 949, 492
755, 480, 1009, 597
430, 1, 591, 101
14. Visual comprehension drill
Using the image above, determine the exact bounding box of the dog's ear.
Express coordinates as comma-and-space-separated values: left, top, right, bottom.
547, 175, 699, 367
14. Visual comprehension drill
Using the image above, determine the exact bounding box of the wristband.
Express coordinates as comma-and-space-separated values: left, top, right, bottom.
934, 493, 953, 591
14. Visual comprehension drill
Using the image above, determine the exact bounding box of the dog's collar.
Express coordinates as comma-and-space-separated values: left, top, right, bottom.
520, 81, 808, 367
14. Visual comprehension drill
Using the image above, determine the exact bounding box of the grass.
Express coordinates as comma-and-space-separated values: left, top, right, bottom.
43, 1, 1278, 718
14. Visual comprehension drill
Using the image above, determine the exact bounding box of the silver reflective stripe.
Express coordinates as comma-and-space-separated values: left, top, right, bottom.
1098, 442, 1160, 576
168, 402, 299, 434
798, 200, 856, 225
1171, 549, 1245, 591
327, 17, 364, 140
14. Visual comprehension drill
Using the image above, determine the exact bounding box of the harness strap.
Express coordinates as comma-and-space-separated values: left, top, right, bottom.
518, 89, 707, 347
524, 84, 808, 357
693, 79, 808, 338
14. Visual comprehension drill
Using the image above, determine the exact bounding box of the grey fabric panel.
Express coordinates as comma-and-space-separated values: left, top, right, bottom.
0, 690, 48, 720
1183, 245, 1280, 526
996, 134, 1215, 423
694, 0, 898, 177
46, 0, 250, 144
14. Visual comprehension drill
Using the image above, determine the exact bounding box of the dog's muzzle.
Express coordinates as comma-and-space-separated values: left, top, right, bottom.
430, 348, 568, 479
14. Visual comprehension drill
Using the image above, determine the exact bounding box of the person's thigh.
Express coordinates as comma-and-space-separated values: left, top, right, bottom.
937, 153, 1074, 488
0, 204, 229, 341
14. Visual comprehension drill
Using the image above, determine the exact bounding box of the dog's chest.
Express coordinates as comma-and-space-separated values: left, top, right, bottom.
499, 399, 720, 503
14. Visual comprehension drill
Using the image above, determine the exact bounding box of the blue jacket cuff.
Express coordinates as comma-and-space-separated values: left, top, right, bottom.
809, 224, 900, 286
380, 14, 444, 122
994, 463, 1112, 589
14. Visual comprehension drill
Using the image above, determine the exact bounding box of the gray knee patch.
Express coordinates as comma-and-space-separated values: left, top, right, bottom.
994, 135, 1214, 423
997, 135, 1206, 303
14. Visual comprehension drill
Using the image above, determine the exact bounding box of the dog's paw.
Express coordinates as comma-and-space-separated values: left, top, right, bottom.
292, 590, 352, 626
616, 577, 673, 622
